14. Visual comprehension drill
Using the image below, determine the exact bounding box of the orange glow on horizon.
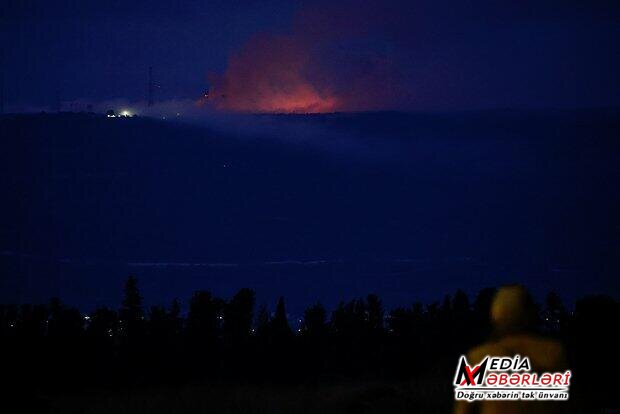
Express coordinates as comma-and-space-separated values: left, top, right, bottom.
208, 35, 342, 114
214, 84, 339, 114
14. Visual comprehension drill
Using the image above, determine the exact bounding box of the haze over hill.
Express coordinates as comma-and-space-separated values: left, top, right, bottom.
1, 110, 618, 315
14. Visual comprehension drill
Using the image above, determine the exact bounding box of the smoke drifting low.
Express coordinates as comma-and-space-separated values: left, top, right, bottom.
209, 2, 406, 113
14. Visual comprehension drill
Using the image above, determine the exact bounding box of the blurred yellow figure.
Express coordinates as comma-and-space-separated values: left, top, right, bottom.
454, 285, 568, 414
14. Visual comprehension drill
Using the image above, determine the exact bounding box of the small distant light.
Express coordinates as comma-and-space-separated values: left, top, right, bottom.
121, 110, 131, 117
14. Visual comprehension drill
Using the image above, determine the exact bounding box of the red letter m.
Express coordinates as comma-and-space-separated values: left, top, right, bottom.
454, 356, 488, 386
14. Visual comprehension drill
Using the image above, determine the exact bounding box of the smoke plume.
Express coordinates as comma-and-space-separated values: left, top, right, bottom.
209, 2, 406, 113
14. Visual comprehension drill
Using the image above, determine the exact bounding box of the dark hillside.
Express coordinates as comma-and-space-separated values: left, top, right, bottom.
1, 111, 619, 312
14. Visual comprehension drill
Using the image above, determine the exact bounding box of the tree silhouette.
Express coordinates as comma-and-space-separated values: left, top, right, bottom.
472, 287, 496, 338
302, 303, 327, 337
271, 296, 292, 339
267, 297, 293, 377
17, 304, 47, 339
186, 290, 221, 343
388, 307, 414, 338
366, 294, 384, 333
441, 294, 452, 315
117, 276, 146, 378
168, 298, 182, 337
0, 304, 18, 339
120, 276, 144, 341
571, 295, 620, 412
543, 291, 566, 333
148, 305, 168, 338
221, 288, 255, 375
1, 281, 614, 410
86, 307, 117, 340
48, 298, 83, 339
452, 289, 470, 314
255, 304, 271, 338
185, 290, 223, 376
223, 288, 255, 342
300, 302, 328, 378
473, 287, 496, 317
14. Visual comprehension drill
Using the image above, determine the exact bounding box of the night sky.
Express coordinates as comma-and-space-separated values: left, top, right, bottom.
1, 1, 620, 314
3, 0, 620, 111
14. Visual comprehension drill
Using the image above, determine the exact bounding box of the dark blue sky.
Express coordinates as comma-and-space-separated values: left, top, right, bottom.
2, 0, 620, 111
2, 0, 299, 108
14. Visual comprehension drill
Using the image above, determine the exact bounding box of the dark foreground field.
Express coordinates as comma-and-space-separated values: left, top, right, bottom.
1, 282, 618, 413
30, 380, 451, 414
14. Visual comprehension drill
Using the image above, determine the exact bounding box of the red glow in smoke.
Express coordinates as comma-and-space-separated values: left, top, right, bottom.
207, 0, 408, 114
209, 35, 340, 113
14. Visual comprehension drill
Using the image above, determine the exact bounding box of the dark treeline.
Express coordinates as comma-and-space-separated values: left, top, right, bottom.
0, 277, 618, 409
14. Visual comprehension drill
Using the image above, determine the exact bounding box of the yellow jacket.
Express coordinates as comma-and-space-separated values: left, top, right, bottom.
454, 285, 569, 414
454, 333, 567, 414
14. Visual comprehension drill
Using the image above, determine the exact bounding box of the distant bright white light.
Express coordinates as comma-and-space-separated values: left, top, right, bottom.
121, 110, 131, 117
